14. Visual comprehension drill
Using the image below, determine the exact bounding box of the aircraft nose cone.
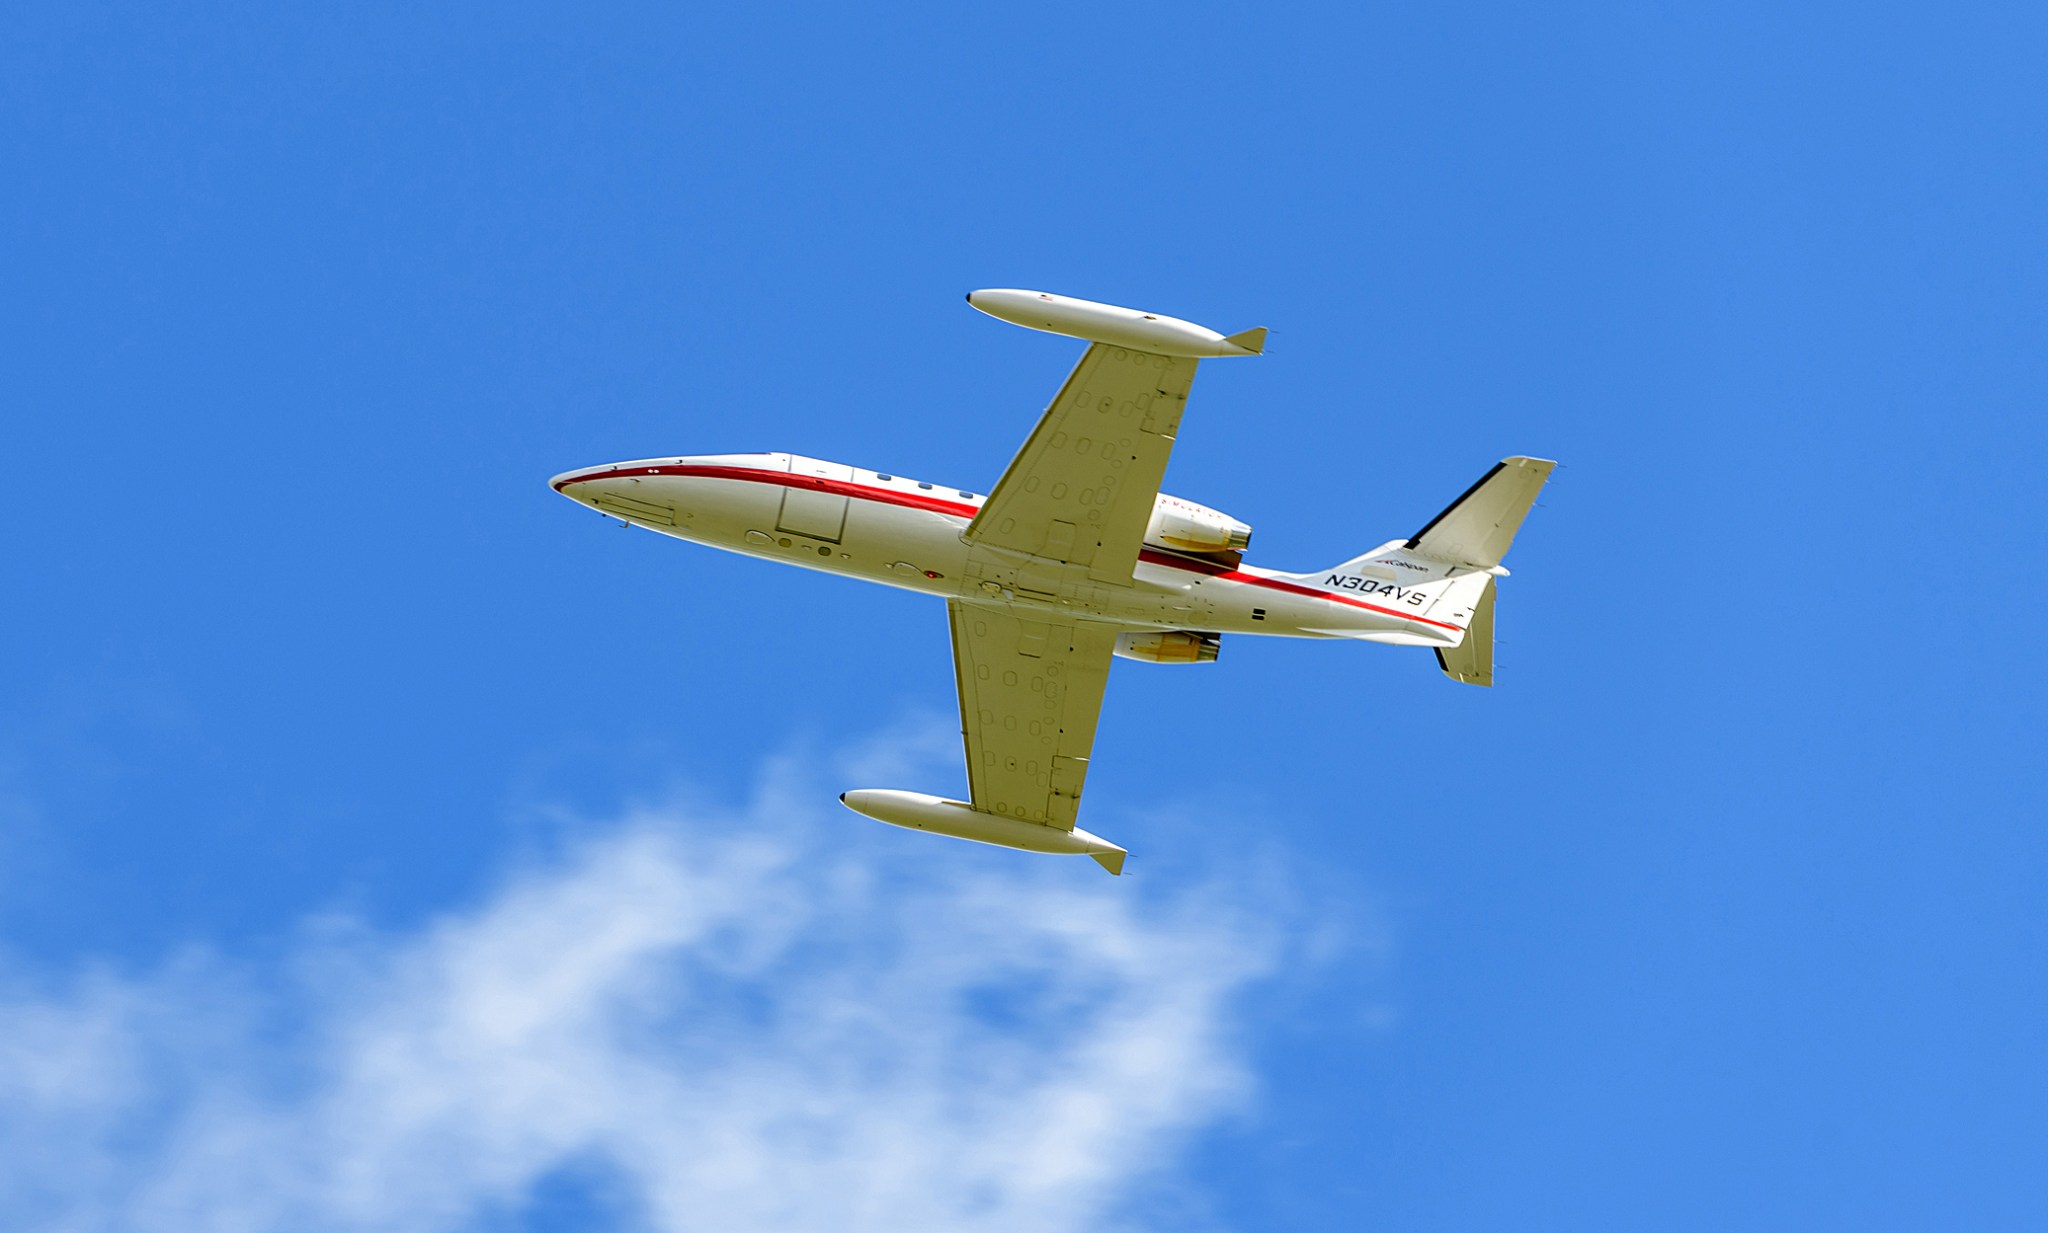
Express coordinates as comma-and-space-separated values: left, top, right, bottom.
549, 462, 692, 531
549, 465, 616, 501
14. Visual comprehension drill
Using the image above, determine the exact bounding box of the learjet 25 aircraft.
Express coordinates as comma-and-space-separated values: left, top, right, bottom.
551, 290, 1554, 874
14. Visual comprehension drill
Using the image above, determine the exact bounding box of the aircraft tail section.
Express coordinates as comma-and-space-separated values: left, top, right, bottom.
1404, 455, 1554, 569
1407, 456, 1550, 686
1304, 457, 1552, 686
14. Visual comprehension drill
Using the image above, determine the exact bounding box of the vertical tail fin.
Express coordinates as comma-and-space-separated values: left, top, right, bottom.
1411, 457, 1550, 685
1406, 456, 1554, 569
1303, 457, 1552, 686
1290, 458, 1551, 685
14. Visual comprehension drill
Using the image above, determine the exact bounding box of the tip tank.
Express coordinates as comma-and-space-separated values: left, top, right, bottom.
967, 288, 1264, 359
839, 789, 1127, 874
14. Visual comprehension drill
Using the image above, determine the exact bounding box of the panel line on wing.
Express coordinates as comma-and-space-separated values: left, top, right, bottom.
947, 601, 1118, 830
965, 344, 1199, 588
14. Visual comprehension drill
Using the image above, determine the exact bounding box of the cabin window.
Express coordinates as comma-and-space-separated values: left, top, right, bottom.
917, 482, 933, 490
875, 473, 892, 481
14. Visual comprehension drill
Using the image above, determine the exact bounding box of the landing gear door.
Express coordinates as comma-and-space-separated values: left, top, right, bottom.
776, 456, 852, 543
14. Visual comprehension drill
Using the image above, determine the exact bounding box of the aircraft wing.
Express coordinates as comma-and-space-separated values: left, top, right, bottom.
947, 600, 1119, 829
965, 344, 1198, 585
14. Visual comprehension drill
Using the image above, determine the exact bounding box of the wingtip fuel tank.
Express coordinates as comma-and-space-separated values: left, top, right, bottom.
839, 788, 1128, 874
967, 288, 1265, 358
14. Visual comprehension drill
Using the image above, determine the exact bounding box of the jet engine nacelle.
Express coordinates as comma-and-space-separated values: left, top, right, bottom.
1114, 630, 1221, 664
1145, 494, 1252, 553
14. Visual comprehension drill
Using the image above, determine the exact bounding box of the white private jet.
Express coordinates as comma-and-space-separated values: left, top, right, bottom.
552, 290, 1554, 874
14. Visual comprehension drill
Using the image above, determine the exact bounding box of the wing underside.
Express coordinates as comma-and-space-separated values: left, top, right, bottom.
947, 601, 1119, 829
965, 343, 1198, 585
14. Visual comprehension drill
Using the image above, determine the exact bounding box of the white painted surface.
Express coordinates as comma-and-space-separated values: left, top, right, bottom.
548, 291, 1554, 871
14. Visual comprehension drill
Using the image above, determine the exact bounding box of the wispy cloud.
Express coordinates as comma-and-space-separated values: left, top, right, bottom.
0, 734, 1287, 1232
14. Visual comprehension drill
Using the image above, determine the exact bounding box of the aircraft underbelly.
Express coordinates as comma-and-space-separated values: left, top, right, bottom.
842, 514, 1413, 637
627, 477, 1440, 642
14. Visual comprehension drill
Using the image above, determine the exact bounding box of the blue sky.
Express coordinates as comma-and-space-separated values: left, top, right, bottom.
4, 3, 2045, 1229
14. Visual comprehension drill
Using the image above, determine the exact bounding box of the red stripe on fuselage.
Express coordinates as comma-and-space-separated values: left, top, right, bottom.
1136, 547, 1234, 576
1134, 548, 1461, 631
560, 463, 1465, 632
554, 462, 982, 518
1219, 570, 1466, 631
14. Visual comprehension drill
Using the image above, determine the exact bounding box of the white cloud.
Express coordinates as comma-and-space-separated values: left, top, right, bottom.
0, 737, 1286, 1233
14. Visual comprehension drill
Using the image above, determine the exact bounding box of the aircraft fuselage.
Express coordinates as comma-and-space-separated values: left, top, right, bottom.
551, 452, 1466, 648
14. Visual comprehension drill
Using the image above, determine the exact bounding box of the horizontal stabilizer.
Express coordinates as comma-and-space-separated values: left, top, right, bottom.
1406, 456, 1556, 568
